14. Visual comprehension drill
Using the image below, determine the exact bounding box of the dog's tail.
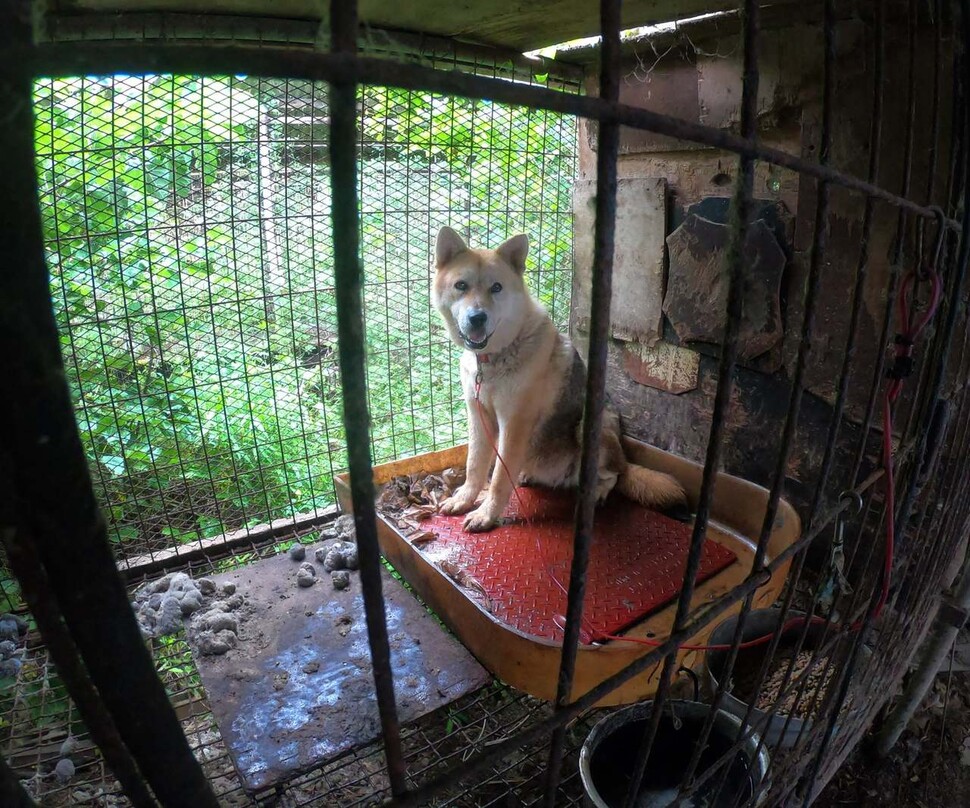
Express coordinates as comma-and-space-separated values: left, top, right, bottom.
616, 463, 688, 510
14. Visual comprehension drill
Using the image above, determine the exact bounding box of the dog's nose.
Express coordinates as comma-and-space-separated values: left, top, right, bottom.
468, 311, 488, 328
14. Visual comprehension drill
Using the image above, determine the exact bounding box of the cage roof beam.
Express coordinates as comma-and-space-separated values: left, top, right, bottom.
47, 0, 808, 54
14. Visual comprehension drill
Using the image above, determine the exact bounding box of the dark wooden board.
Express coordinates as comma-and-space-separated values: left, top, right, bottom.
190, 553, 489, 792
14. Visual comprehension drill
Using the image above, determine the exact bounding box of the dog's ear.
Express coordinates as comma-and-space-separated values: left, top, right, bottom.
436, 227, 467, 268
496, 234, 529, 275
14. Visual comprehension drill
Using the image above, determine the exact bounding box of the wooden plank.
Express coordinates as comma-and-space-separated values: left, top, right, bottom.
118, 506, 338, 577
573, 177, 667, 345
191, 556, 489, 792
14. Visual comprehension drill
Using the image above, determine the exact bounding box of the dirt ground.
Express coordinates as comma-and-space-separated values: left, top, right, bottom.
817, 665, 970, 807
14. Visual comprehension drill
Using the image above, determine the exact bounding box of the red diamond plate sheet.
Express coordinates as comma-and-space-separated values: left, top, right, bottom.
420, 488, 737, 642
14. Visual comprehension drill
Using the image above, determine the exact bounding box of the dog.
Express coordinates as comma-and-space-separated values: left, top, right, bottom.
431, 226, 688, 533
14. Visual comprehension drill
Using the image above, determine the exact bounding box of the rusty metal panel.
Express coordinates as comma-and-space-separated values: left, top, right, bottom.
190, 553, 489, 792
417, 486, 736, 642
663, 213, 786, 361
573, 177, 667, 345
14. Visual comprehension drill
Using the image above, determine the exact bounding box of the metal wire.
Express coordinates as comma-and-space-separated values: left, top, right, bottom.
3, 4, 970, 807
23, 44, 962, 231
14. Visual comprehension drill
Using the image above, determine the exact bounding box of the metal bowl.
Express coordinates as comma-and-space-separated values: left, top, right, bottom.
705, 609, 871, 748
579, 700, 771, 808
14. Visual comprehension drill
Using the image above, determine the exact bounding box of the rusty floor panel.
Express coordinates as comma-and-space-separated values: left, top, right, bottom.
418, 488, 738, 642
191, 553, 490, 792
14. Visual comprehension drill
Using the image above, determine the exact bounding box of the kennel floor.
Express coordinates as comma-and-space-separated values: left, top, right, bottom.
416, 487, 738, 643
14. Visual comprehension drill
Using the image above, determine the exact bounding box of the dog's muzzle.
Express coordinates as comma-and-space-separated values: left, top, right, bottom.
459, 310, 491, 350
458, 328, 491, 351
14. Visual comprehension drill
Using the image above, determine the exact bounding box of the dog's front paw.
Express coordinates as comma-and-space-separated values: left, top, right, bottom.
439, 485, 479, 516
462, 506, 501, 533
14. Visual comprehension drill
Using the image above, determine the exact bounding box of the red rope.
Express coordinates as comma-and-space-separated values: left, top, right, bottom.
850, 264, 942, 630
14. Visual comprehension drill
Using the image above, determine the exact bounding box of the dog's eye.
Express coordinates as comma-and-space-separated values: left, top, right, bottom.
490, 282, 503, 294
454, 280, 468, 292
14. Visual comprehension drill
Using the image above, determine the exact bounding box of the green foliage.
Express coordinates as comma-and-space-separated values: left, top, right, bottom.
155, 634, 205, 701
27, 74, 576, 559
0, 651, 74, 743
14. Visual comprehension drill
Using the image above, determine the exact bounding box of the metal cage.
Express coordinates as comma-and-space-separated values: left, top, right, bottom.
1, 0, 969, 806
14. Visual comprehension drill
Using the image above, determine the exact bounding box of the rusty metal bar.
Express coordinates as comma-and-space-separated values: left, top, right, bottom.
902, 0, 945, 443
0, 6, 218, 806
619, 3, 763, 805
0, 522, 156, 808
886, 0, 947, 570
755, 2, 926, 774
543, 2, 621, 801
885, 227, 956, 604
327, 0, 407, 798
890, 82, 968, 625
22, 43, 960, 231
688, 2, 876, 803
675, 0, 767, 794
700, 5, 838, 803
784, 237, 952, 786
879, 227, 970, 661
884, 394, 969, 645
800, 1, 970, 795
763, 10, 898, 757
807, 0, 885, 526
851, 0, 921, 486
0, 753, 37, 808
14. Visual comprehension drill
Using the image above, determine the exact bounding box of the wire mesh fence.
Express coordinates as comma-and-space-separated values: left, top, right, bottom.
0, 38, 582, 805
22, 69, 576, 571
3, 1, 970, 807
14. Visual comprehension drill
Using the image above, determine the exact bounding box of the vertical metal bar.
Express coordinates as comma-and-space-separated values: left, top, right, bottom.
890, 6, 968, 613
886, 396, 966, 631
620, 3, 763, 805
751, 6, 894, 760
677, 2, 770, 794
0, 752, 37, 808
702, 6, 838, 803
807, 0, 885, 526
850, 1, 920, 488
800, 2, 970, 796
0, 6, 218, 807
901, 0, 945, 447
705, 3, 885, 784
328, 1, 407, 798
0, 520, 155, 807
542, 2, 621, 803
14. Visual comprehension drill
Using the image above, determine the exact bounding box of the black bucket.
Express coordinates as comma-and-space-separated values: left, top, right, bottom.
579, 700, 770, 808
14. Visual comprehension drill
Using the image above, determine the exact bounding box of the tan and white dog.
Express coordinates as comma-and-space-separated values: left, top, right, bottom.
432, 226, 687, 533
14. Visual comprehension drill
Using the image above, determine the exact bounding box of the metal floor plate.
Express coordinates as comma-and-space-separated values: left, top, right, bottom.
191, 553, 489, 792
420, 488, 738, 641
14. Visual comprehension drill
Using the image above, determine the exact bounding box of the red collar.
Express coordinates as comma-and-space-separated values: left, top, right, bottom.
476, 353, 490, 365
